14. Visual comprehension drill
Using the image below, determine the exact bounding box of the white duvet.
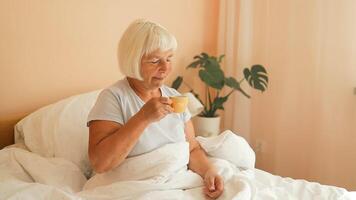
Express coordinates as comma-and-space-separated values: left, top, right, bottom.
0, 131, 355, 200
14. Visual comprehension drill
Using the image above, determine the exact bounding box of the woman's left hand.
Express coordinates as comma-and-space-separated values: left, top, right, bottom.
203, 168, 224, 199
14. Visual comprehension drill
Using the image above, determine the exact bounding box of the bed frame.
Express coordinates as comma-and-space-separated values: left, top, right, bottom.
0, 115, 23, 149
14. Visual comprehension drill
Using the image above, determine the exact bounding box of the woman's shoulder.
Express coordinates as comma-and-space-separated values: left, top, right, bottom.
100, 78, 131, 99
161, 85, 181, 97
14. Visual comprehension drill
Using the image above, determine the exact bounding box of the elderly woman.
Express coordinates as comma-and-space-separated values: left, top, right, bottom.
87, 19, 224, 199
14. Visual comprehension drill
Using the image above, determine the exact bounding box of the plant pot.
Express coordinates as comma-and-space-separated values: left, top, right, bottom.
192, 115, 221, 137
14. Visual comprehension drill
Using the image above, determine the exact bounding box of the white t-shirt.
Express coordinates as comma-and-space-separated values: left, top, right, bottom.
87, 78, 191, 157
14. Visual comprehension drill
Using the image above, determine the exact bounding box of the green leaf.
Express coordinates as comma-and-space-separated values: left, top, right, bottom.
218, 54, 225, 63
243, 64, 268, 92
187, 60, 201, 69
199, 66, 225, 90
171, 76, 183, 90
195, 54, 225, 90
243, 68, 251, 80
212, 96, 228, 111
225, 77, 241, 90
193, 55, 202, 59
201, 52, 209, 59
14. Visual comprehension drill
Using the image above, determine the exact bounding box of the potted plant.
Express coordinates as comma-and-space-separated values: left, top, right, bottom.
171, 52, 268, 137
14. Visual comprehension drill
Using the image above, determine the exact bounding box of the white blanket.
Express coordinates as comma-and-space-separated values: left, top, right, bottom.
0, 131, 354, 200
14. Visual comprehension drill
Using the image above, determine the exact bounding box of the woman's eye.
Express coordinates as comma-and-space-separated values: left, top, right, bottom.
151, 60, 160, 64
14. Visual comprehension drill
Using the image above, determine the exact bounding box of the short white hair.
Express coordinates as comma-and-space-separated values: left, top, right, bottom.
118, 19, 178, 80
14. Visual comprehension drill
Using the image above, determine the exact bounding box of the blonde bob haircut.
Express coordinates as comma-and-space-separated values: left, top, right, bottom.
118, 19, 177, 80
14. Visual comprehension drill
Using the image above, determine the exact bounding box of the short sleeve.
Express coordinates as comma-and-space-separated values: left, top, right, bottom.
182, 108, 192, 122
87, 89, 124, 126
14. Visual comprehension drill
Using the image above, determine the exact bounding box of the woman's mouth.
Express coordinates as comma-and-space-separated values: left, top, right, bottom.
153, 77, 164, 81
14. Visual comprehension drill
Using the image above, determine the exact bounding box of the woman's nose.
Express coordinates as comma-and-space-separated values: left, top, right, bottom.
159, 60, 169, 71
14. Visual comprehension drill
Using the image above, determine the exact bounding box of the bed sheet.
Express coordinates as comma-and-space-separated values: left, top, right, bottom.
0, 131, 354, 200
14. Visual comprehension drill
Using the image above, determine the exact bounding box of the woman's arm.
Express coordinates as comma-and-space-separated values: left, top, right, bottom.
88, 112, 149, 173
185, 120, 224, 199
185, 121, 213, 176
88, 97, 173, 173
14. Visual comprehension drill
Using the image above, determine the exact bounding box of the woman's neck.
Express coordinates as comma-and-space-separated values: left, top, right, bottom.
126, 77, 161, 102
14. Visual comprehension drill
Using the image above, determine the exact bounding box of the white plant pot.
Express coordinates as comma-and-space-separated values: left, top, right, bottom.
192, 116, 221, 137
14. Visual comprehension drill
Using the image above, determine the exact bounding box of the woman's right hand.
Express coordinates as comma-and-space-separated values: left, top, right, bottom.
138, 97, 173, 123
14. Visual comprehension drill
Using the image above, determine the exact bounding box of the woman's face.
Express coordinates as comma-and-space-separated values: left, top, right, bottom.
140, 49, 174, 89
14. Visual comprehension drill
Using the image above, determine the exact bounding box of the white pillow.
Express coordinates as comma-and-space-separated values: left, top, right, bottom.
196, 130, 256, 169
14, 90, 101, 178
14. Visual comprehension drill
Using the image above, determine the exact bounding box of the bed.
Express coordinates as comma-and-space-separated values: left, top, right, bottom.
0, 90, 355, 200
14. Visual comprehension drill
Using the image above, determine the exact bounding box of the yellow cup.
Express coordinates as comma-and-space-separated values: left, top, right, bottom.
170, 96, 189, 113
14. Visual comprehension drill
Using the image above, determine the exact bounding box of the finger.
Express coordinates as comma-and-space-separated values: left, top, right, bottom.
209, 179, 224, 198
205, 194, 215, 200
158, 105, 172, 116
159, 97, 172, 105
158, 109, 169, 118
207, 188, 223, 198
163, 105, 171, 113
205, 189, 222, 199
161, 105, 173, 114
203, 188, 215, 199
204, 177, 223, 198
206, 176, 215, 191
215, 176, 224, 191
205, 191, 218, 199
165, 105, 174, 113
204, 193, 215, 200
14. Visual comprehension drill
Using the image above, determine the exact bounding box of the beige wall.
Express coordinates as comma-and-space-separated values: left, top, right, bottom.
249, 0, 356, 190
0, 0, 219, 147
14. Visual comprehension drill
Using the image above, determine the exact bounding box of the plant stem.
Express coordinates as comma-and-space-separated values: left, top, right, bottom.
236, 78, 251, 98
208, 87, 212, 109
236, 87, 251, 98
239, 78, 245, 84
226, 89, 234, 97
183, 81, 194, 90
208, 87, 215, 116
205, 86, 209, 111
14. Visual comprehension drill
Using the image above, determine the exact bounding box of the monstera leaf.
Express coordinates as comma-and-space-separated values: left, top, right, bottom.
243, 65, 268, 92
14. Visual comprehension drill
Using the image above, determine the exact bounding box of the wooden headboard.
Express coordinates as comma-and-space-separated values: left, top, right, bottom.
0, 115, 24, 149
